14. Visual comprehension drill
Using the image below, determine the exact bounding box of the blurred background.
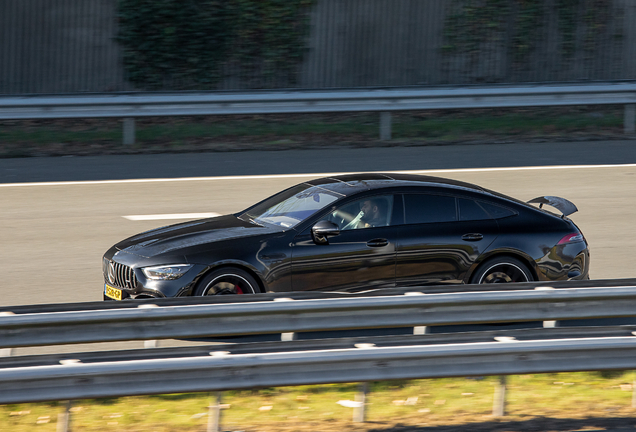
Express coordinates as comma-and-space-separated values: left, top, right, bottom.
1, 0, 635, 93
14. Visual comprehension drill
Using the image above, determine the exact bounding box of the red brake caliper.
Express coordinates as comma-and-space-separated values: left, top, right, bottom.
235, 285, 244, 294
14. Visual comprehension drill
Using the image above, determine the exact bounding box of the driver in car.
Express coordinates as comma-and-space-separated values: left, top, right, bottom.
335, 198, 387, 230
358, 199, 387, 228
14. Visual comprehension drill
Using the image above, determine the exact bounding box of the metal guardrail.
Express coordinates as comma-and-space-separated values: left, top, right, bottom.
2, 83, 635, 118
3, 324, 635, 369
3, 336, 636, 404
1, 82, 635, 142
3, 277, 630, 314
2, 285, 636, 348
3, 281, 636, 429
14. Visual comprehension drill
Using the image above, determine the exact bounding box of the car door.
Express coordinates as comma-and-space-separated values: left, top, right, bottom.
291, 194, 398, 291
396, 194, 499, 285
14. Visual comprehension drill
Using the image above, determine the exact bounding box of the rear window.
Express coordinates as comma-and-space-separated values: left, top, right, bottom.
404, 194, 457, 224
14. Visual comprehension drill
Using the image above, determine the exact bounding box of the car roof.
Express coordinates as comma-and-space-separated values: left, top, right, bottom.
306, 173, 486, 196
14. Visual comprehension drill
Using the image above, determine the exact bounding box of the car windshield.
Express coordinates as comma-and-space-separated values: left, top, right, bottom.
239, 184, 342, 228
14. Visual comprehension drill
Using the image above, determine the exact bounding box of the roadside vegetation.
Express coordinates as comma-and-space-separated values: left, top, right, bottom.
3, 371, 636, 431
0, 106, 626, 158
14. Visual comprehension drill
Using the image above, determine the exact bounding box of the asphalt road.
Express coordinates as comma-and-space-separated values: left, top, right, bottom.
1, 138, 635, 354
1, 139, 635, 183
1, 138, 635, 305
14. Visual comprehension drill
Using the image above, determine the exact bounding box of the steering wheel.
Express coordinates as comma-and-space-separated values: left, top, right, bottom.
341, 210, 364, 230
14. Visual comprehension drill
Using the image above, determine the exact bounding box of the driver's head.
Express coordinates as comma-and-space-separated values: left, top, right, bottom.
360, 198, 385, 223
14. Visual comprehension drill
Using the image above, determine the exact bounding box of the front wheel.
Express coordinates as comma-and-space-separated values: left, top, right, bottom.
194, 268, 259, 296
470, 257, 533, 284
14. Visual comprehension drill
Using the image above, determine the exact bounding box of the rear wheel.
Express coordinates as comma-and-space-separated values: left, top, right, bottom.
470, 257, 533, 284
194, 268, 259, 296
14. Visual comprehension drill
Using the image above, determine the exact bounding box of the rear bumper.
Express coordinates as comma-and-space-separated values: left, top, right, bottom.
536, 242, 590, 281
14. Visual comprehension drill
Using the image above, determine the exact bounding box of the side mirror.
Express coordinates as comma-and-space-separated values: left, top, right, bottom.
311, 220, 340, 245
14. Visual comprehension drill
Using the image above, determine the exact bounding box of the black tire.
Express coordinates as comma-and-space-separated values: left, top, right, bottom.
194, 267, 260, 296
470, 257, 534, 284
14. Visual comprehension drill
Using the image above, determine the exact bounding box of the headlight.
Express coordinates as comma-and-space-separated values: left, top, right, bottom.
142, 264, 193, 280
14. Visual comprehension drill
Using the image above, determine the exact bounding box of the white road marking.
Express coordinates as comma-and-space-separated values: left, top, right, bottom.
123, 213, 221, 221
1, 163, 635, 188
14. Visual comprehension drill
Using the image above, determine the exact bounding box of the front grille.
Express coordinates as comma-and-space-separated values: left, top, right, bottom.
105, 260, 138, 290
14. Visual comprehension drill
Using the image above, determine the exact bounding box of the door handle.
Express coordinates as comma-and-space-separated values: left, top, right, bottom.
462, 233, 483, 241
367, 238, 389, 247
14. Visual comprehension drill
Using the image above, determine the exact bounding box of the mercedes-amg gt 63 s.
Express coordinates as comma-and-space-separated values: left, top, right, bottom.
103, 173, 589, 301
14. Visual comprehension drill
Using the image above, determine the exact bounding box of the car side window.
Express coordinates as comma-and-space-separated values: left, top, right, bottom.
404, 194, 457, 224
458, 198, 492, 221
479, 201, 516, 219
330, 195, 394, 231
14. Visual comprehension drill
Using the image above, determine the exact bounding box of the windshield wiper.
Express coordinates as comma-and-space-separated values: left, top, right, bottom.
247, 216, 263, 227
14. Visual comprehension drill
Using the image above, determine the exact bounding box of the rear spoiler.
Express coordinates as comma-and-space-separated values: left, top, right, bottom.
527, 196, 578, 217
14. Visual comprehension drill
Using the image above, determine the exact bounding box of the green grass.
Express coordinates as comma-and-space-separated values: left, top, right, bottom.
0, 107, 625, 158
2, 372, 636, 431
394, 113, 622, 138
0, 116, 379, 145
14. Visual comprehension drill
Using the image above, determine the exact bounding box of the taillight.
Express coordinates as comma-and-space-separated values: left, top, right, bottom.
558, 233, 584, 245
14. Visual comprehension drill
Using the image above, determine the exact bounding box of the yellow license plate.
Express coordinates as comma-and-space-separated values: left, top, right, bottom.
105, 284, 123, 301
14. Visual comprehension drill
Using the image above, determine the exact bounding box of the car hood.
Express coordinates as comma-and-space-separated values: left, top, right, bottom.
115, 214, 283, 258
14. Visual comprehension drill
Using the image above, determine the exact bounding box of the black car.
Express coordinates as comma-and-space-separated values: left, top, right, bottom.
103, 173, 589, 301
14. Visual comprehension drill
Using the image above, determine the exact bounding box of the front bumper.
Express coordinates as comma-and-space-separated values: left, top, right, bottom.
102, 253, 208, 300
103, 283, 167, 300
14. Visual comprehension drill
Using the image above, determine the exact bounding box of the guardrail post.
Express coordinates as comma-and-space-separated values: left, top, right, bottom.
139, 305, 159, 347
625, 104, 636, 135
0, 311, 15, 356
353, 382, 369, 422
123, 117, 136, 146
535, 287, 558, 327
274, 298, 297, 341
56, 400, 72, 432
0, 318, 12, 356
207, 392, 223, 432
492, 376, 507, 416
405, 292, 428, 334
413, 326, 428, 335
380, 112, 392, 141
